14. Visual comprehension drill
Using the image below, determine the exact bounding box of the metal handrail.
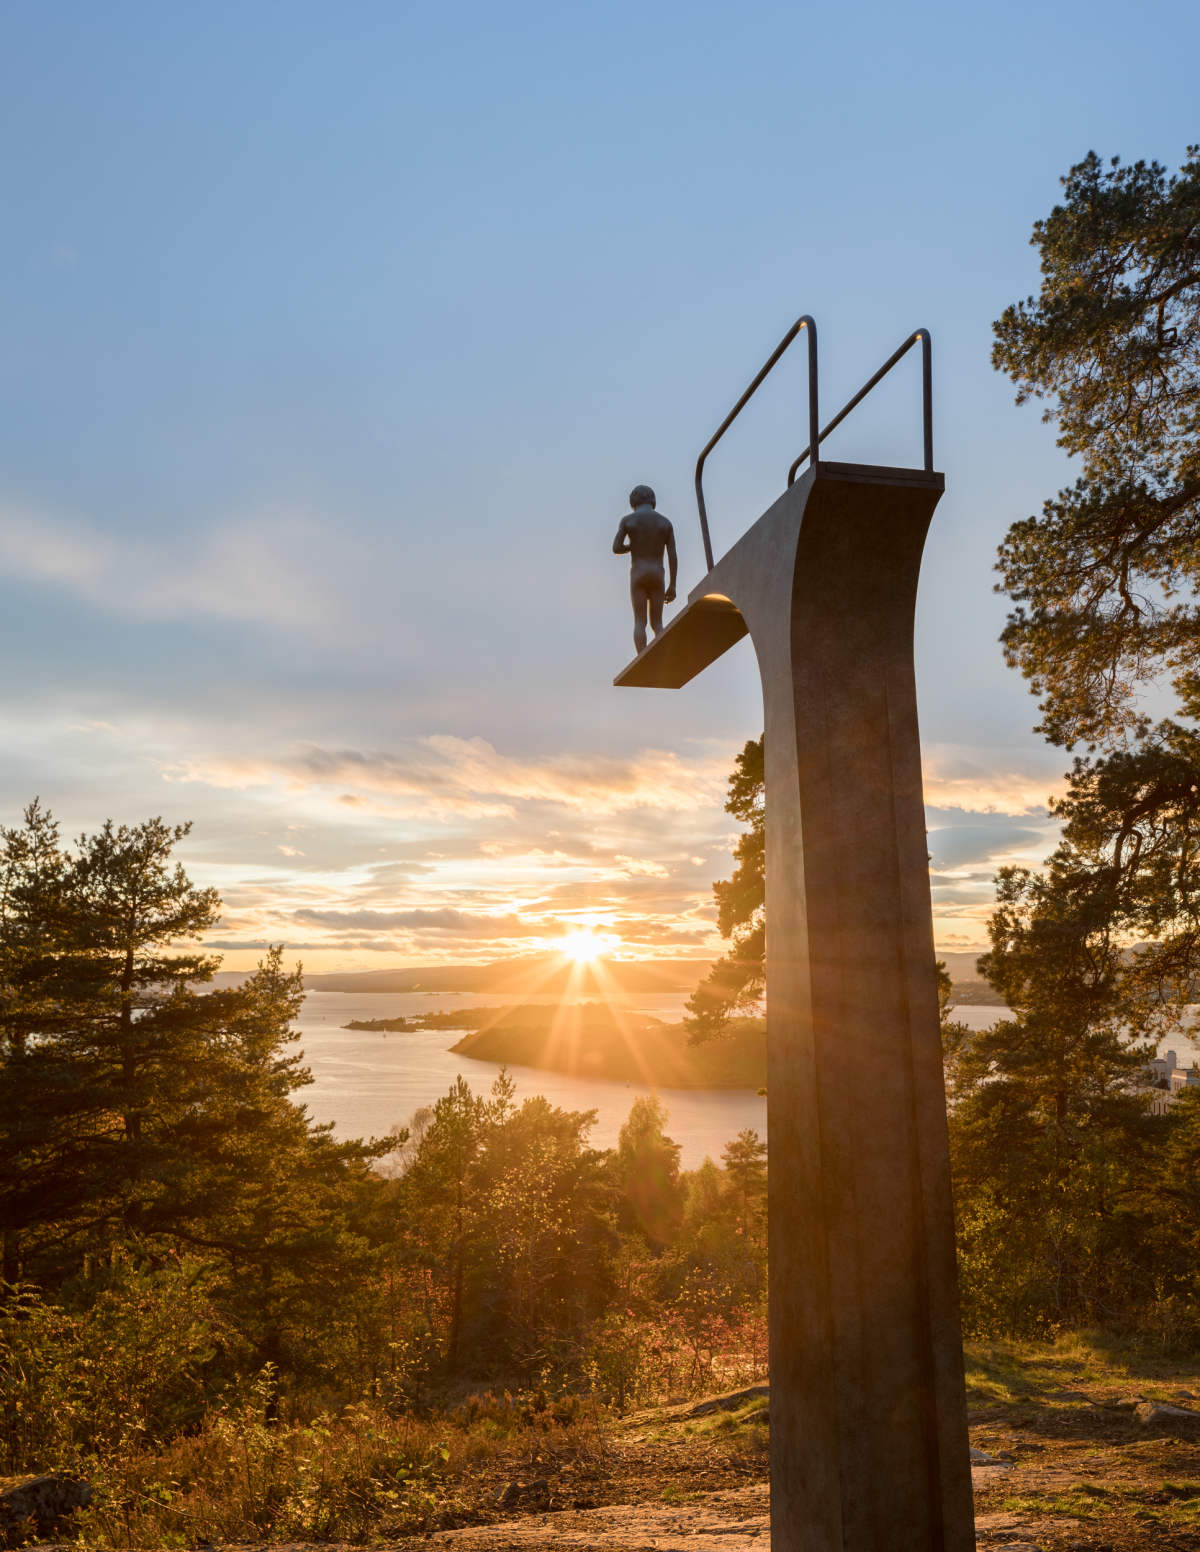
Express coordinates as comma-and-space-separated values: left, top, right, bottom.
694, 315, 818, 573
786, 328, 933, 487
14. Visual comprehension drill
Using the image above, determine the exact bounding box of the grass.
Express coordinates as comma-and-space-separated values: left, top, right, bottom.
962, 1334, 1200, 1547
1000, 1488, 1106, 1519
682, 1395, 770, 1438
964, 1330, 1200, 1402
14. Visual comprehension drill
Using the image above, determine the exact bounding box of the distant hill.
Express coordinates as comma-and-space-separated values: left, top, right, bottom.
209, 949, 1003, 1007
937, 950, 1005, 1008
306, 954, 711, 995
936, 950, 985, 981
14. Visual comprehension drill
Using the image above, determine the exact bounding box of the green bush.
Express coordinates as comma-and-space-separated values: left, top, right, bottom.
0, 1253, 233, 1474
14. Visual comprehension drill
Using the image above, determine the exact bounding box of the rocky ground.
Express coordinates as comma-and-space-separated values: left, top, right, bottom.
377, 1350, 1200, 1551
18, 1346, 1200, 1549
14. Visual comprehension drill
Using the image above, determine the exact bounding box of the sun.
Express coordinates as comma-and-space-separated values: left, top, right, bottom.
560, 928, 615, 964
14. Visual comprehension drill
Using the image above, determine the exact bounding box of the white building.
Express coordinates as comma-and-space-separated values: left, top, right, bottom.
1143, 1050, 1200, 1115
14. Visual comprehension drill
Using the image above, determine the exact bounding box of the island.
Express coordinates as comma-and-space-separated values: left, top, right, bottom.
344, 1002, 766, 1089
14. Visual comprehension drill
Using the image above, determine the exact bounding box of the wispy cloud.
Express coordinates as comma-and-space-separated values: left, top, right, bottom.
922, 744, 1065, 816
162, 729, 1070, 966
293, 906, 542, 936
927, 824, 1046, 871
4, 705, 1064, 969
0, 499, 360, 634
166, 735, 730, 819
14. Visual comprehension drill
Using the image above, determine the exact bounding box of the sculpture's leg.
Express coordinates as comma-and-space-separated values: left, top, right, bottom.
631, 579, 648, 654
724, 471, 973, 1552
649, 587, 665, 640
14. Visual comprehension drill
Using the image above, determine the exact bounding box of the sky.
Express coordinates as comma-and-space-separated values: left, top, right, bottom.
1, 0, 1196, 971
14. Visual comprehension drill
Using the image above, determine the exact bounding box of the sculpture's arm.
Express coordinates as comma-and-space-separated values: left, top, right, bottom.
612, 518, 631, 555
665, 523, 678, 601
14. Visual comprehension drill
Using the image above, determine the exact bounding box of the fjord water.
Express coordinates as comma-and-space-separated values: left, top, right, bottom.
295, 989, 763, 1168
295, 992, 1017, 1168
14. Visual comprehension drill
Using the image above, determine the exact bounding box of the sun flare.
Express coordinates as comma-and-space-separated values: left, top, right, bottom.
560, 928, 615, 964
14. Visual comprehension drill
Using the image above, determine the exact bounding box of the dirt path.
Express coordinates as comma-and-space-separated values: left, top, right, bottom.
414, 1485, 769, 1548
408, 1490, 1064, 1550
370, 1473, 1059, 1551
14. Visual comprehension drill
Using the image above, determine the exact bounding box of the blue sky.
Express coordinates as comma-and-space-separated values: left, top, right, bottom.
1, 0, 1196, 967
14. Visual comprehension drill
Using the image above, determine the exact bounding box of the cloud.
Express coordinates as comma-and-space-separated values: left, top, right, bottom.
927, 824, 1046, 870
922, 745, 1064, 816
27, 708, 1071, 972
0, 503, 113, 590
538, 875, 705, 909
293, 906, 543, 936
934, 931, 991, 951
929, 880, 1000, 909
167, 734, 730, 819
171, 727, 1061, 970
203, 939, 337, 953
0, 499, 361, 634
614, 854, 670, 877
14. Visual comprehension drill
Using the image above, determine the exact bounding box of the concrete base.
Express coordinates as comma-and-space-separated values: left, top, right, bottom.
617, 462, 974, 1552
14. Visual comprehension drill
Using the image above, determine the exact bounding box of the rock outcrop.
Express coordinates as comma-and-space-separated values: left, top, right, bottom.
0, 1474, 91, 1546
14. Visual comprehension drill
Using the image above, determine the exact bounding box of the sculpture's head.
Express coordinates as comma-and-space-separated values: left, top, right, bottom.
629, 484, 656, 509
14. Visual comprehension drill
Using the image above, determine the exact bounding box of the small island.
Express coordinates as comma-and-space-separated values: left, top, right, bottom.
344, 1008, 501, 1033
344, 1002, 766, 1088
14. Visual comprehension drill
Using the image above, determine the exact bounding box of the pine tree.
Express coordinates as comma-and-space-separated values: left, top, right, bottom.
0, 803, 391, 1376
993, 146, 1200, 750
684, 737, 956, 1046
685, 737, 764, 1041
721, 1128, 767, 1249
962, 144, 1200, 1332
951, 816, 1161, 1330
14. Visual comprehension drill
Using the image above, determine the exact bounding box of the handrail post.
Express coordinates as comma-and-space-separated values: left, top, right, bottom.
787, 327, 934, 487
694, 321, 934, 569
696, 477, 715, 575
807, 325, 819, 473
695, 315, 817, 573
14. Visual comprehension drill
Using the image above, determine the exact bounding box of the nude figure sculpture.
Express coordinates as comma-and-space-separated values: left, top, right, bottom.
612, 484, 678, 654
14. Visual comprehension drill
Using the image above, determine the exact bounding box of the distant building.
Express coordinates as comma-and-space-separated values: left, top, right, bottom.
1143, 1050, 1200, 1115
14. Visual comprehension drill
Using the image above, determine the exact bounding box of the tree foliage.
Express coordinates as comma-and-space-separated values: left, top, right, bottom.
0, 802, 388, 1382
947, 735, 1200, 1331
953, 871, 1156, 1331
0, 801, 782, 1544
613, 1094, 684, 1249
992, 146, 1200, 749
0, 801, 776, 1412
964, 147, 1200, 1330
685, 737, 764, 1041
392, 1071, 616, 1372
685, 736, 957, 1047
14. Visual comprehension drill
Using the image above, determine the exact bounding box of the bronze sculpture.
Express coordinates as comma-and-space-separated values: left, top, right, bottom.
612, 484, 678, 654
